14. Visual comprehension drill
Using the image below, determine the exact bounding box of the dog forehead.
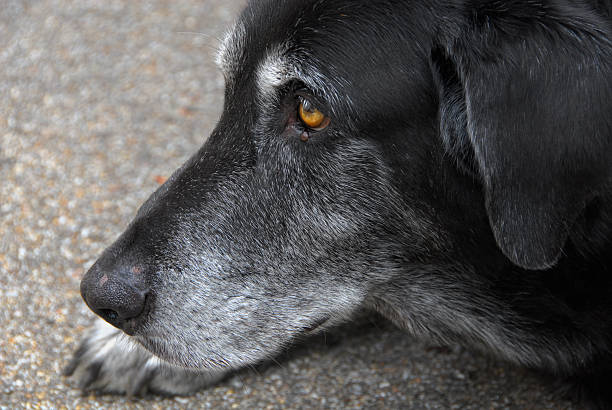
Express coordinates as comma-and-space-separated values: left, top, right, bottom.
216, 0, 434, 122
219, 1, 373, 71
216, 1, 315, 83
216, 0, 367, 115
215, 0, 300, 83
216, 0, 430, 78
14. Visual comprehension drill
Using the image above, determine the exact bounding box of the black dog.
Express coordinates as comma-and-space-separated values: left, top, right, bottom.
66, 0, 612, 407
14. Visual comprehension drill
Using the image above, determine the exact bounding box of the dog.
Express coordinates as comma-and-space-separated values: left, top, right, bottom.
65, 0, 612, 407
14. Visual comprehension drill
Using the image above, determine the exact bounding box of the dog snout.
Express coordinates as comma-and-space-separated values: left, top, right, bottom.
80, 259, 149, 334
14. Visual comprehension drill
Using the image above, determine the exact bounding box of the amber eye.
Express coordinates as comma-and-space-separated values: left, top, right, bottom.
298, 98, 330, 130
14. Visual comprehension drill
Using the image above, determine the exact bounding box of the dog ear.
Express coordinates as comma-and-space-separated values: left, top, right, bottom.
431, 7, 612, 269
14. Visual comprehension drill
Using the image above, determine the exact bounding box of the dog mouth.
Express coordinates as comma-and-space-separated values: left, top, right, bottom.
126, 292, 332, 368
302, 316, 329, 333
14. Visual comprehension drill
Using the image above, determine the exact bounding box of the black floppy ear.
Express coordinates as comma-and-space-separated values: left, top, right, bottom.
432, 5, 612, 269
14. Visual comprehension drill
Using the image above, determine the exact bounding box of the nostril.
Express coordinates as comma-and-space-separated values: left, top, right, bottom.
99, 308, 119, 322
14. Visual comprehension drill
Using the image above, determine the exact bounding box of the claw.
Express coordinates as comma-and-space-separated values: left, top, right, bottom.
63, 343, 88, 377
126, 365, 156, 398
80, 361, 104, 391
64, 319, 229, 397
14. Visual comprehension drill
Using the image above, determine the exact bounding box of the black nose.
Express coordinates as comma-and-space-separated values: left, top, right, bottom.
80, 260, 149, 333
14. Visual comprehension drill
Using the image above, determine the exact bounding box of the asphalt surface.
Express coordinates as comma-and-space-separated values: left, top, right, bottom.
0, 1, 578, 408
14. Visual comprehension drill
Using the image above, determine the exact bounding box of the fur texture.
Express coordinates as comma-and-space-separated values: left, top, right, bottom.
67, 1, 612, 407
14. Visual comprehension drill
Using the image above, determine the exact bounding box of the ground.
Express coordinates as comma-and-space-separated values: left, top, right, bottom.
0, 1, 576, 408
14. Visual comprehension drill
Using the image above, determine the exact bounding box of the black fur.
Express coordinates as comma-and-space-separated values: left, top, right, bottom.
69, 1, 612, 407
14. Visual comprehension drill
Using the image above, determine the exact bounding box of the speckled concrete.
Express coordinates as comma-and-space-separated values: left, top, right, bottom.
0, 1, 577, 408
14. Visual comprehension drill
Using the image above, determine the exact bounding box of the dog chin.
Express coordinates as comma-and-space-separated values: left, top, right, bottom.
134, 331, 251, 371
133, 335, 201, 369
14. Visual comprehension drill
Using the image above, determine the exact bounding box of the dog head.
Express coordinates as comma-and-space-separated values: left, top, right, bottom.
80, 0, 612, 369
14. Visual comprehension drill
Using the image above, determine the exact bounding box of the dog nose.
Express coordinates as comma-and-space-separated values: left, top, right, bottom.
80, 261, 149, 333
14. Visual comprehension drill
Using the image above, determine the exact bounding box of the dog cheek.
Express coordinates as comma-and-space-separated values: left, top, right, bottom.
145, 270, 364, 368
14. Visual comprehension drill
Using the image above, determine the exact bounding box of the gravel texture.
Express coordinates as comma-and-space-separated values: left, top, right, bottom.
0, 1, 577, 408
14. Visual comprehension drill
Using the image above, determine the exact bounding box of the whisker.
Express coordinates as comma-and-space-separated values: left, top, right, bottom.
174, 31, 225, 54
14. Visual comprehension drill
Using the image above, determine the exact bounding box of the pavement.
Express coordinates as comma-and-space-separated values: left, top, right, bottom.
0, 1, 577, 408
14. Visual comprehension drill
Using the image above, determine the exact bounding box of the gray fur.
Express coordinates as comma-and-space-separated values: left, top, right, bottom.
66, 0, 612, 406
64, 319, 228, 396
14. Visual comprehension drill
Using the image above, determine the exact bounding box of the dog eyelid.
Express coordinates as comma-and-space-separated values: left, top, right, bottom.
300, 98, 313, 112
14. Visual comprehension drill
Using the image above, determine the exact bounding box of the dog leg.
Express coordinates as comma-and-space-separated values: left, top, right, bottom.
64, 319, 228, 396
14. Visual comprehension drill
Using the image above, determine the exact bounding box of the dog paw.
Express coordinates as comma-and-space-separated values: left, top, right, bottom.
64, 319, 228, 396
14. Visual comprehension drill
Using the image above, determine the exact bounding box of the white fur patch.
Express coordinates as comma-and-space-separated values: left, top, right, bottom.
255, 45, 294, 103
216, 19, 246, 82
256, 46, 291, 90
255, 44, 347, 113
218, 23, 351, 117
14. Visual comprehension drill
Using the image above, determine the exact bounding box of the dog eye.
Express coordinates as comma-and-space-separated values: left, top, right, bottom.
298, 98, 330, 130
